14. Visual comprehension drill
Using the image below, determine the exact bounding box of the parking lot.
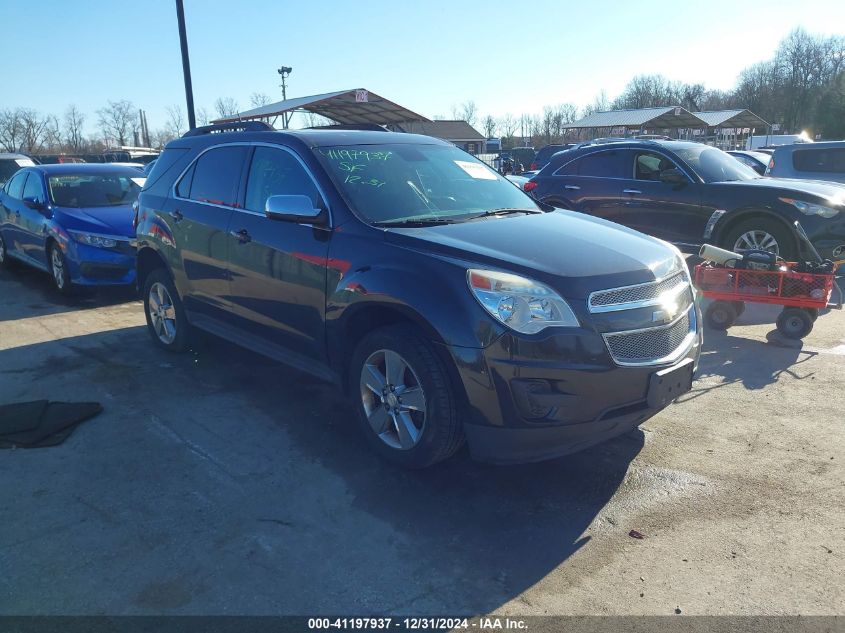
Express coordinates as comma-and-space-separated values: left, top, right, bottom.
0, 262, 842, 616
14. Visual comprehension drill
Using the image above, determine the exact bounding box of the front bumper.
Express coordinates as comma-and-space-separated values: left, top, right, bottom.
799, 216, 845, 263
445, 311, 702, 464
67, 241, 136, 286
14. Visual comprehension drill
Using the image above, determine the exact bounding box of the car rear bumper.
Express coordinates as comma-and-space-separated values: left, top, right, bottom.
444, 319, 701, 464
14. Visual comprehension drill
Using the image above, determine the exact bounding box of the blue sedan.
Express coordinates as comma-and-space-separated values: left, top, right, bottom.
0, 164, 142, 293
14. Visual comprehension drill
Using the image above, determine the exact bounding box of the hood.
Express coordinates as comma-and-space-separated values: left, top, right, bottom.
714, 177, 845, 205
52, 204, 136, 238
383, 210, 680, 298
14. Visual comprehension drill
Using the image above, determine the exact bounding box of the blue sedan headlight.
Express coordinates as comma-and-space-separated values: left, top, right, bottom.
67, 230, 119, 248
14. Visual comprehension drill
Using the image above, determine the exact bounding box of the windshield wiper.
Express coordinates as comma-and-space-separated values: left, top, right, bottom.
372, 216, 461, 228
467, 208, 544, 220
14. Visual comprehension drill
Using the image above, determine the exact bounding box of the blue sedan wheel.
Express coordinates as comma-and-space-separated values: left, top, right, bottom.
49, 244, 73, 295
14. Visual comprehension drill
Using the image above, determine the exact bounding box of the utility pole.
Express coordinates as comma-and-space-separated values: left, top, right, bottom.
175, 0, 196, 130
277, 65, 292, 129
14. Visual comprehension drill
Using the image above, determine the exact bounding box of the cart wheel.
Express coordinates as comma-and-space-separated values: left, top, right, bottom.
776, 308, 814, 339
705, 301, 737, 330
806, 308, 819, 322
732, 301, 746, 317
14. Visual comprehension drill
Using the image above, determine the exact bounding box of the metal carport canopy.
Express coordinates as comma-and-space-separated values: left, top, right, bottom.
564, 106, 708, 130
211, 88, 431, 126
694, 109, 769, 129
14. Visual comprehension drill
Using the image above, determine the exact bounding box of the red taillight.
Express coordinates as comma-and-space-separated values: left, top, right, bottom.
523, 181, 537, 193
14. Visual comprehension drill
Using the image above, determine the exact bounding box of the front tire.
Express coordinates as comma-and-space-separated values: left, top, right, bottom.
350, 324, 464, 468
776, 308, 814, 339
0, 232, 17, 270
143, 268, 190, 352
48, 243, 73, 295
722, 217, 796, 261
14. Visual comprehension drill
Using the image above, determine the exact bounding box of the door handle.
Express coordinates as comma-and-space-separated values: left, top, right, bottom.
230, 228, 251, 244
564, 185, 580, 191
623, 189, 642, 195
169, 209, 184, 223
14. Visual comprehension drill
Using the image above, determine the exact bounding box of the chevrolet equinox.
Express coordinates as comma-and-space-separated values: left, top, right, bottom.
135, 123, 701, 467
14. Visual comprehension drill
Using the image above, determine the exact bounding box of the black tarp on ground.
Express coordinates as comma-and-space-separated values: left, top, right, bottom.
0, 400, 102, 448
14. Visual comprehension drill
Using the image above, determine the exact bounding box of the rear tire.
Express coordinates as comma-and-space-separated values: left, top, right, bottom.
143, 268, 190, 352
722, 217, 796, 261
350, 324, 464, 468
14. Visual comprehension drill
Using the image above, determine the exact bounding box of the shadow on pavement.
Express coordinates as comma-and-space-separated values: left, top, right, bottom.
0, 265, 137, 322
2, 325, 643, 614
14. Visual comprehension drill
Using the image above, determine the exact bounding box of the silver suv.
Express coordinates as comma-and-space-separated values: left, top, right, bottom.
765, 141, 845, 184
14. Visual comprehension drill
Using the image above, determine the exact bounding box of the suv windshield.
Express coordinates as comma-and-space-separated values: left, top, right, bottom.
48, 173, 145, 208
315, 143, 539, 224
673, 145, 759, 183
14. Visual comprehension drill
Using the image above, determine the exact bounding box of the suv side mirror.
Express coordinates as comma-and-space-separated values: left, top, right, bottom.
264, 195, 326, 225
659, 168, 687, 185
23, 196, 46, 212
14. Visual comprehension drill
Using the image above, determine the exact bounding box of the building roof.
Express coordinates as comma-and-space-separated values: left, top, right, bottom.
211, 89, 430, 126
392, 120, 485, 141
565, 106, 707, 130
695, 109, 769, 129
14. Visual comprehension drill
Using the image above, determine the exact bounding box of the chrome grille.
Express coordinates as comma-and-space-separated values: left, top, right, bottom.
589, 271, 687, 312
603, 307, 695, 366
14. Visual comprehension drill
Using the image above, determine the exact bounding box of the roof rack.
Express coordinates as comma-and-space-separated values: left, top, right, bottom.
305, 123, 387, 132
182, 121, 274, 138
573, 135, 670, 150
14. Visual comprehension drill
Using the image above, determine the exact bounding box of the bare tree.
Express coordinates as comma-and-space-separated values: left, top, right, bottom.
497, 113, 518, 140
214, 97, 240, 119
97, 100, 137, 146
166, 105, 186, 137
452, 100, 478, 127
195, 107, 210, 127
64, 105, 86, 152
19, 108, 51, 153
0, 109, 24, 152
250, 92, 273, 108
43, 115, 62, 151
482, 115, 496, 138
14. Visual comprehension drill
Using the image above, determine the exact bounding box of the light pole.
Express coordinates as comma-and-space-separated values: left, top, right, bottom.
175, 0, 196, 130
277, 66, 292, 129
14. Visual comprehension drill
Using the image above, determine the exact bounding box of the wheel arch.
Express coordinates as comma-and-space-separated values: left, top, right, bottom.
711, 207, 799, 253
332, 301, 468, 406
136, 246, 172, 292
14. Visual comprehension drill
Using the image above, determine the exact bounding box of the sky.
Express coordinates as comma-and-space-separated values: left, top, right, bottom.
2, 0, 845, 137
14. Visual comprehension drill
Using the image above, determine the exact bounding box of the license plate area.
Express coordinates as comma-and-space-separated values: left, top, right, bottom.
647, 358, 694, 409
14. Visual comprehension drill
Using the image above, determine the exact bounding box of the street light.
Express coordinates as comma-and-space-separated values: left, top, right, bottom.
277, 66, 293, 128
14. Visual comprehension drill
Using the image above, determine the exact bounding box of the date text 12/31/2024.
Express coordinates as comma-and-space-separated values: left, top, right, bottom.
307, 617, 529, 630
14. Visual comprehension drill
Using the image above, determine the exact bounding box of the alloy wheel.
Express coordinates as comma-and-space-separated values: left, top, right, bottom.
148, 281, 178, 345
359, 349, 427, 450
733, 230, 779, 255
51, 247, 66, 289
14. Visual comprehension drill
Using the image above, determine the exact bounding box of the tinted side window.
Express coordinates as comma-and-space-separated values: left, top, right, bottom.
793, 148, 845, 174
634, 152, 677, 180
176, 162, 195, 198
22, 173, 45, 202
185, 146, 248, 206
7, 171, 28, 199
244, 146, 320, 212
572, 151, 625, 178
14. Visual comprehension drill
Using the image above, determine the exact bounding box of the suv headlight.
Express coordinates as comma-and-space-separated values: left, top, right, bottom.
467, 269, 579, 334
68, 231, 118, 248
779, 198, 840, 219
